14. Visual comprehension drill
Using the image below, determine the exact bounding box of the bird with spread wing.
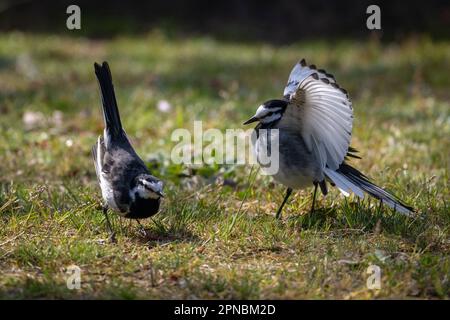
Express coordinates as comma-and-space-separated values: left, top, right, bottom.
244, 59, 414, 218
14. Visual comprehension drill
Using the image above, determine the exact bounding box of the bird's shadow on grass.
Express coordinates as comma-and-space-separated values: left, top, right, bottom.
119, 218, 200, 247
284, 200, 428, 243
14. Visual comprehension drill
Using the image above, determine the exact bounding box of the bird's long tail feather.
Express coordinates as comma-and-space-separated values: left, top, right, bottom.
94, 61, 123, 139
324, 163, 414, 215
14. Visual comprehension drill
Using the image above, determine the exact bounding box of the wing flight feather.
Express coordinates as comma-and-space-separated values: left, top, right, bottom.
283, 59, 353, 171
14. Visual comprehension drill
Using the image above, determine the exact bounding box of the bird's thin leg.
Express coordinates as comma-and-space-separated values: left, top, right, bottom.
136, 219, 148, 237
102, 206, 116, 243
311, 182, 318, 214
378, 199, 383, 213
276, 187, 293, 219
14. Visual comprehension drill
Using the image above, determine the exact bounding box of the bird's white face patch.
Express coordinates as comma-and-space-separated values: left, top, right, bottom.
260, 112, 282, 124
254, 105, 269, 118
130, 179, 164, 201
253, 105, 282, 124
142, 180, 164, 198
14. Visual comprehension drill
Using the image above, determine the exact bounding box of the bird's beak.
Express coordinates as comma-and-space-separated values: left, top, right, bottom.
243, 116, 259, 125
156, 191, 165, 198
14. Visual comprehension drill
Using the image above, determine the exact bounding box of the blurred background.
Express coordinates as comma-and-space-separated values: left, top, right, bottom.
1, 0, 450, 41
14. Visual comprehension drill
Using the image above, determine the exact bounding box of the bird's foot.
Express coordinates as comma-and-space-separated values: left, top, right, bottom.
138, 226, 148, 238
136, 220, 149, 238
109, 232, 117, 244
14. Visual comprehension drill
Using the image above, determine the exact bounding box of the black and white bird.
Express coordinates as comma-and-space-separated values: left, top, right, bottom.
92, 62, 164, 240
244, 59, 413, 218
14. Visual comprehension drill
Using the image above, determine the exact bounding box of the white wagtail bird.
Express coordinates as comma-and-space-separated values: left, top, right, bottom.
92, 62, 164, 241
244, 59, 413, 219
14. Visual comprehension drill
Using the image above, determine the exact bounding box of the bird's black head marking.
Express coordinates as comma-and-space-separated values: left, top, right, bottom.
132, 174, 164, 199
243, 99, 288, 125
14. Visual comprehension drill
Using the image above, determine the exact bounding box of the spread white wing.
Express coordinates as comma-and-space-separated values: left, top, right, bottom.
282, 59, 353, 171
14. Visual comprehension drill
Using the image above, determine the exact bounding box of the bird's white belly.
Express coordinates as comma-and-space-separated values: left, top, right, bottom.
270, 164, 313, 189
99, 174, 119, 211
254, 129, 318, 189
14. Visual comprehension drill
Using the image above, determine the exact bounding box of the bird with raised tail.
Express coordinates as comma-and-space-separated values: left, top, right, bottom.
92, 62, 164, 241
244, 59, 414, 218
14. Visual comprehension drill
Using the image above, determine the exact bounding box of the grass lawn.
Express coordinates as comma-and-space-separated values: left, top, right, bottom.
0, 32, 448, 299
